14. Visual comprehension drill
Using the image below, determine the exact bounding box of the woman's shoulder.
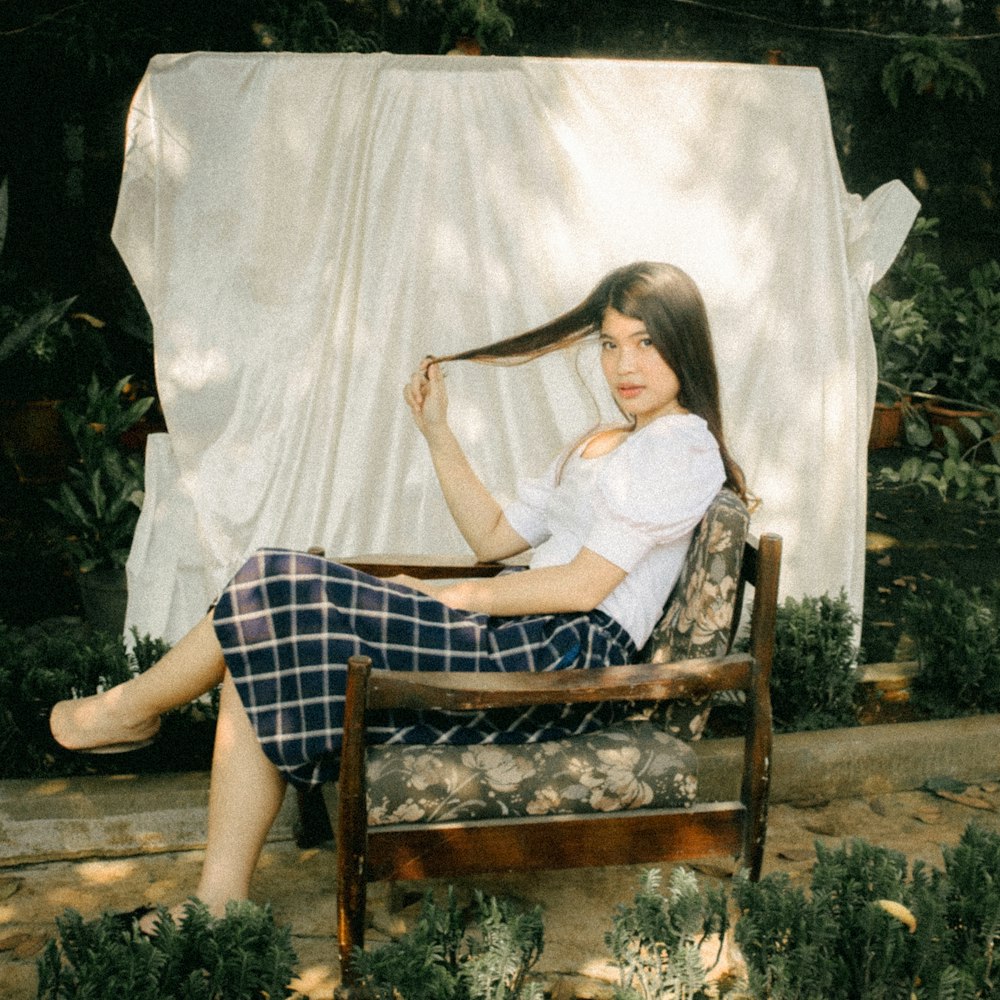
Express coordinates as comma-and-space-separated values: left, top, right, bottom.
628, 413, 717, 455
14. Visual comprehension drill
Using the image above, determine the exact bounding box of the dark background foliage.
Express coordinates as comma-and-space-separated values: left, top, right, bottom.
0, 0, 997, 389
0, 0, 998, 661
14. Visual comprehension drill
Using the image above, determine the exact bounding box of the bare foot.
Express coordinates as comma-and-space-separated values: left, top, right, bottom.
49, 687, 160, 752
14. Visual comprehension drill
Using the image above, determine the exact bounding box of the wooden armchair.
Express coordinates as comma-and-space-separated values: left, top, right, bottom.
294, 491, 781, 980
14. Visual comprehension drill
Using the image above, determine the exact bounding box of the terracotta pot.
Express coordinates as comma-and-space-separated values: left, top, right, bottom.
119, 413, 168, 453
925, 401, 994, 452
448, 36, 482, 55
868, 400, 906, 450
0, 398, 72, 484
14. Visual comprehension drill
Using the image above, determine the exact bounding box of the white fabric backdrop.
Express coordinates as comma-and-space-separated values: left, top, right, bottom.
112, 52, 919, 644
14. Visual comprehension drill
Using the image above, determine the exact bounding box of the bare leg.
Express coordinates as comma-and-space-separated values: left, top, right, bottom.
50, 613, 227, 751
193, 672, 287, 914
52, 612, 287, 923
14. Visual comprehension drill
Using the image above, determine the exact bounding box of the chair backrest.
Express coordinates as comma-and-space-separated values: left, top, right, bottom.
641, 488, 751, 739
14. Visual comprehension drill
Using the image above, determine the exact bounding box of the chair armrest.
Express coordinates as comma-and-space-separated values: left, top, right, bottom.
361, 651, 756, 712
338, 554, 529, 580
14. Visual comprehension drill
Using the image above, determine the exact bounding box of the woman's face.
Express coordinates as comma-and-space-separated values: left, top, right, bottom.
599, 307, 685, 428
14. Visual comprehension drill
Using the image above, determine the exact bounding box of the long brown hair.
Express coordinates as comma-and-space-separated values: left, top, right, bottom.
435, 262, 748, 502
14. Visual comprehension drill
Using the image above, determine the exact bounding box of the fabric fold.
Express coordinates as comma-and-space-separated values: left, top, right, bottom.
112, 53, 913, 642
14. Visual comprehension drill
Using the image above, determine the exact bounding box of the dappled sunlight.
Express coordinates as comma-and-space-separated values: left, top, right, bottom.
580, 957, 618, 982
162, 343, 231, 398
27, 780, 70, 798
76, 859, 140, 886
290, 963, 338, 998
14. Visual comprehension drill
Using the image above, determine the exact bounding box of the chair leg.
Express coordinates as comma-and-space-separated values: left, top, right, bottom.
294, 785, 334, 848
337, 656, 373, 982
741, 662, 773, 880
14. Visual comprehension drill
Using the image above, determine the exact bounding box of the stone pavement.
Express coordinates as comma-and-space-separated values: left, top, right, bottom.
3, 715, 999, 1000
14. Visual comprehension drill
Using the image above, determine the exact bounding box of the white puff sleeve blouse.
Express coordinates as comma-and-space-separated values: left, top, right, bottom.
503, 413, 726, 647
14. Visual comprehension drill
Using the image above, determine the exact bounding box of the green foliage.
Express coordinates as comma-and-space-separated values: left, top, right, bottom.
881, 35, 985, 110
604, 868, 728, 1000
870, 294, 935, 406
879, 417, 1000, 508
937, 824, 1000, 992
0, 294, 77, 370
437, 0, 515, 51
735, 825, 1000, 1000
902, 578, 1000, 717
35, 899, 298, 1000
253, 0, 380, 52
45, 373, 153, 573
0, 289, 103, 401
768, 591, 860, 732
874, 219, 1000, 510
874, 217, 1000, 408
0, 620, 176, 778
350, 887, 544, 1000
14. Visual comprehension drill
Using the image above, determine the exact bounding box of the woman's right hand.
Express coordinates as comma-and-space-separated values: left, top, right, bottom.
404, 358, 448, 440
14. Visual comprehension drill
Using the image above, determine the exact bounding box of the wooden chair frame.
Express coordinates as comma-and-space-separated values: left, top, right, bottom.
297, 533, 781, 979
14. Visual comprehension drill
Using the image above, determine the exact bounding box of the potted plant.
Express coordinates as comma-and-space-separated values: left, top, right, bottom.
922, 259, 1000, 449
0, 180, 110, 483
872, 217, 999, 459
439, 0, 514, 54
868, 292, 935, 449
46, 374, 153, 634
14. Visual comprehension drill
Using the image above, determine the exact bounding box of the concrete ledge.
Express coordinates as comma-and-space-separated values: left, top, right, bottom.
0, 770, 303, 868
695, 713, 1000, 804
3, 716, 999, 868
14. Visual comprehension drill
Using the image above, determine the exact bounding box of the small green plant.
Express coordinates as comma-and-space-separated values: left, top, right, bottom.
902, 577, 1000, 717
46, 373, 153, 573
881, 35, 985, 109
879, 417, 1000, 507
349, 887, 544, 1000
36, 899, 298, 1000
734, 824, 1000, 1000
767, 591, 859, 732
870, 293, 933, 408
605, 867, 728, 1000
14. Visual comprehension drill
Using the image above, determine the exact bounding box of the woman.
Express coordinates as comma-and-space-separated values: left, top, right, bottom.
50, 261, 747, 923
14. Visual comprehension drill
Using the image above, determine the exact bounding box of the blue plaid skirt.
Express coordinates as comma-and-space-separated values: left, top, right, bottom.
212, 549, 636, 788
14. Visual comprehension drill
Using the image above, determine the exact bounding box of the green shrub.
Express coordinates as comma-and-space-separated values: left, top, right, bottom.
605, 867, 728, 1000
902, 578, 1000, 717
349, 887, 544, 1000
768, 591, 860, 732
0, 620, 183, 778
36, 899, 298, 1000
734, 824, 1000, 1000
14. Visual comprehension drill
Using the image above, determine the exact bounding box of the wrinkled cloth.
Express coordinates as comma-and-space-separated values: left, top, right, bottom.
113, 53, 920, 643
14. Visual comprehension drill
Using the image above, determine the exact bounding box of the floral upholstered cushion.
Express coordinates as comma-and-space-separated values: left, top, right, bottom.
365, 719, 697, 826
640, 489, 750, 740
